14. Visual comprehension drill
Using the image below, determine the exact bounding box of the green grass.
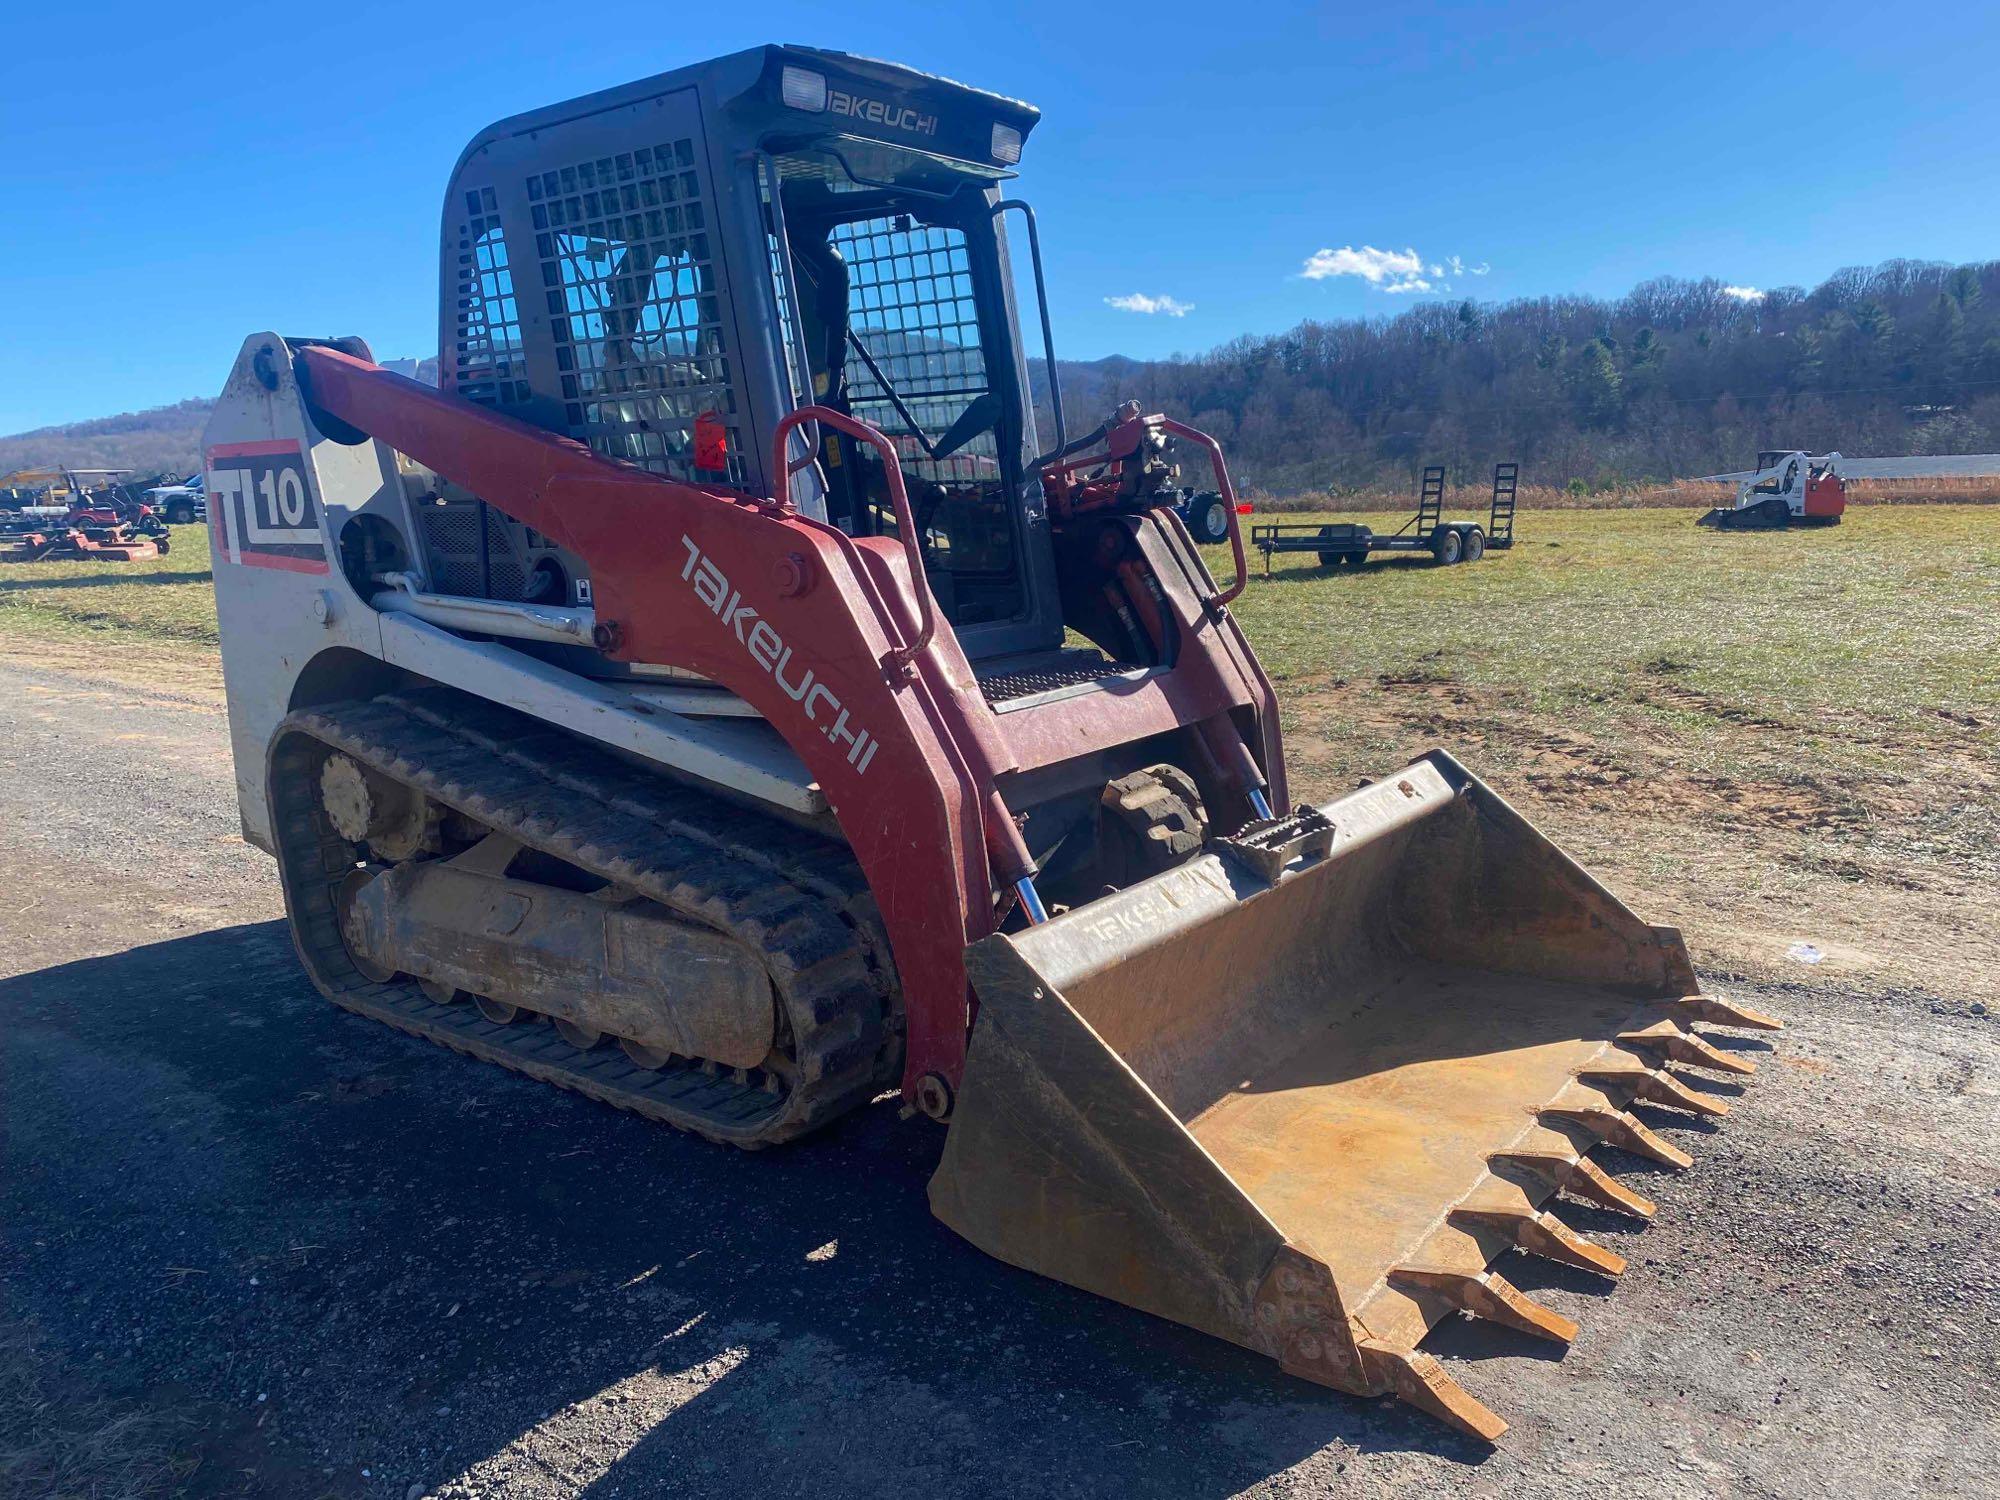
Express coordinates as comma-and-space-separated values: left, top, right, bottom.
1202, 505, 2000, 1000
0, 523, 220, 646
1212, 504, 2000, 754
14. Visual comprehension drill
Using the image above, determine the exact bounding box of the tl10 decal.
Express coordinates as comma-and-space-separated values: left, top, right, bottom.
206, 440, 328, 573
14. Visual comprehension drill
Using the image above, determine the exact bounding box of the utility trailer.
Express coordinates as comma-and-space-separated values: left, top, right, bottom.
1252, 463, 1518, 574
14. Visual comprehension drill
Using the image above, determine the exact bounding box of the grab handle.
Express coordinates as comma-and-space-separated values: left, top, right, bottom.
769, 405, 936, 668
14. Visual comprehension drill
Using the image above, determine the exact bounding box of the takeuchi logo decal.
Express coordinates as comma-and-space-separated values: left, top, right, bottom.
826, 88, 938, 139
679, 535, 880, 775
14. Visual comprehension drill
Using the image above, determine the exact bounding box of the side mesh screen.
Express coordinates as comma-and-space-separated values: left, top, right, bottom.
443, 96, 746, 489
527, 142, 745, 484
450, 189, 528, 410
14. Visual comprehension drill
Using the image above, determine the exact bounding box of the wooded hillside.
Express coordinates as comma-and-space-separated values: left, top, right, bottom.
1035, 259, 2000, 496
0, 359, 437, 480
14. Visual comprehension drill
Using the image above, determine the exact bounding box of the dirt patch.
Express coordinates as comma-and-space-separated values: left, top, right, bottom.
0, 630, 222, 706
1636, 674, 1789, 730
1283, 672, 2000, 1006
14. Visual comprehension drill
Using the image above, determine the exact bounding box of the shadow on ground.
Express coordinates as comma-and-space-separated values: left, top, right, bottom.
2, 922, 1506, 1497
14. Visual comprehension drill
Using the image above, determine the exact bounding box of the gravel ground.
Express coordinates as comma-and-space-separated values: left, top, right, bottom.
2, 655, 1996, 1498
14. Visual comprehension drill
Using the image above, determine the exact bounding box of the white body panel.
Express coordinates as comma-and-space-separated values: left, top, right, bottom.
202, 334, 824, 856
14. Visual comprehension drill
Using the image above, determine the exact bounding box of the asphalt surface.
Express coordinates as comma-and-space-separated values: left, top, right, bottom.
2, 654, 1997, 1498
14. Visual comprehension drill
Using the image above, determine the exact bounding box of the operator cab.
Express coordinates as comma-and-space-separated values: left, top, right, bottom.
430, 45, 1064, 663
765, 140, 1031, 629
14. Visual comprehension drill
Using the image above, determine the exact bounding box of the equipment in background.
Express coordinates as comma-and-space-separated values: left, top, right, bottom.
1252, 462, 1520, 573
1488, 461, 1518, 548
1698, 451, 1845, 529
201, 47, 1774, 1442
0, 468, 168, 561
1174, 485, 1249, 544
144, 473, 208, 525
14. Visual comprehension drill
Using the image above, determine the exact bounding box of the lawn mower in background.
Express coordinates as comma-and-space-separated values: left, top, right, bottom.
0, 468, 170, 562
1698, 451, 1846, 529
199, 43, 1778, 1441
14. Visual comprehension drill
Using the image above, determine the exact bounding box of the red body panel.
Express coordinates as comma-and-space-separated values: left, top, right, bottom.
296, 348, 1282, 1095
1803, 473, 1845, 518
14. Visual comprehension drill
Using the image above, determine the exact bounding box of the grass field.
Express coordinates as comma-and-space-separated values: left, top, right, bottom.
0, 522, 221, 695
2, 507, 1994, 1000
1211, 504, 2000, 1002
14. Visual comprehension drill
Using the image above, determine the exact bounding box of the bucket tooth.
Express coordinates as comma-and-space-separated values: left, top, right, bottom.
1389, 1267, 1578, 1344
1673, 994, 1783, 1031
1563, 1155, 1658, 1218
1542, 1103, 1694, 1169
1453, 1205, 1627, 1277
1620, 1019, 1757, 1076
1358, 1341, 1508, 1444
1580, 1060, 1731, 1117
1488, 1148, 1657, 1219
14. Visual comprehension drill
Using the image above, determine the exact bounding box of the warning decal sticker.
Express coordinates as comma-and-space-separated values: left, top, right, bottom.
206, 439, 328, 574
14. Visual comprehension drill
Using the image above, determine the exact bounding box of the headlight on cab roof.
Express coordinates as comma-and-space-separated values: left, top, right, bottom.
780, 67, 827, 112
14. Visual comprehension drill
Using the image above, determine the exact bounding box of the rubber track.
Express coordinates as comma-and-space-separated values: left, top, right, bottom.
267, 690, 900, 1148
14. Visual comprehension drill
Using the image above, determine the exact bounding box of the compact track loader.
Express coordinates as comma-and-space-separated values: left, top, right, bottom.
206, 45, 1777, 1439
1698, 450, 1847, 529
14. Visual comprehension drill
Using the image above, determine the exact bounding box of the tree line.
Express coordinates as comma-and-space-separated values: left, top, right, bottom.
1035, 259, 2000, 496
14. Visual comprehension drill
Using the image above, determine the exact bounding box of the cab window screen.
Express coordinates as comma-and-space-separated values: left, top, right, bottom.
828, 217, 998, 487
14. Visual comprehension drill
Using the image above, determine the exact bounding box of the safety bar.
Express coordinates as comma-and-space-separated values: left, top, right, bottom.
755, 151, 821, 479
768, 405, 937, 671
1157, 418, 1249, 607
990, 200, 1066, 467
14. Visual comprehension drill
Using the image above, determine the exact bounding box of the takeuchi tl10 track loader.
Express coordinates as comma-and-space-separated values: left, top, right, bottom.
205, 46, 1779, 1441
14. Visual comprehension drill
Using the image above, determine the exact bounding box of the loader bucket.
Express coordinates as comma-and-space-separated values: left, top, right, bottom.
930, 751, 1777, 1440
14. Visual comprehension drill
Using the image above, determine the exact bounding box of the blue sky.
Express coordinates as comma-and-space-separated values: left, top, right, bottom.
4, 1, 1996, 433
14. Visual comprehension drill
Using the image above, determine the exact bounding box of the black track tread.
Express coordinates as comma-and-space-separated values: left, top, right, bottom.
267, 689, 901, 1148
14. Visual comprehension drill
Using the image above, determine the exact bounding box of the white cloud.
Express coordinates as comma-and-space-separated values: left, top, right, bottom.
1104, 292, 1194, 317
1720, 284, 1765, 302
1300, 245, 1426, 289
1298, 245, 1490, 295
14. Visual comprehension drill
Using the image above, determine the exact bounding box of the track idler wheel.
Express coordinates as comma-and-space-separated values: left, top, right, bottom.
620, 1038, 675, 1070
334, 869, 398, 984
320, 753, 437, 860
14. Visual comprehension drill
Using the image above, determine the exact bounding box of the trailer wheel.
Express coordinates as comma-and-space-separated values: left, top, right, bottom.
1316, 551, 1342, 570
1462, 526, 1486, 562
1430, 528, 1464, 566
